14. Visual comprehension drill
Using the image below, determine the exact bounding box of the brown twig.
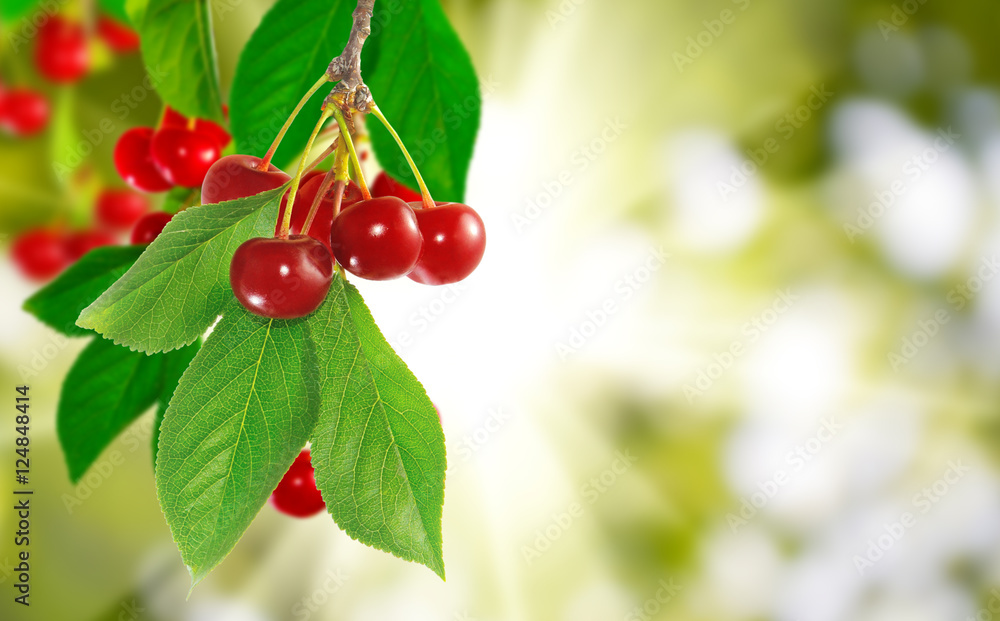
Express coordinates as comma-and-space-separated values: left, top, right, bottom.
326, 0, 375, 111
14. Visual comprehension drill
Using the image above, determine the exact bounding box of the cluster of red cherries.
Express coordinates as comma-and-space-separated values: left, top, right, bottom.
221, 157, 486, 319
1, 14, 138, 137
11, 108, 221, 282
6, 12, 151, 280
10, 188, 176, 280
115, 105, 231, 193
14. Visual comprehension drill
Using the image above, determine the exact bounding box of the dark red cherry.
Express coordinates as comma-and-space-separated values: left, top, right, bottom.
114, 127, 174, 193
276, 173, 363, 252
130, 212, 173, 244
11, 229, 69, 280
150, 127, 220, 188
96, 189, 149, 230
407, 202, 486, 285
201, 154, 290, 205
230, 235, 333, 318
270, 449, 325, 517
0, 89, 50, 136
330, 197, 422, 281
96, 16, 140, 52
64, 229, 118, 260
34, 16, 89, 83
371, 172, 422, 203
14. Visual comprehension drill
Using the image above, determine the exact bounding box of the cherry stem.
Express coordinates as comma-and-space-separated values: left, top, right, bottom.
280, 107, 333, 238
329, 138, 351, 221
300, 136, 347, 235
302, 176, 337, 237
332, 107, 371, 200
369, 103, 435, 210
262, 74, 330, 170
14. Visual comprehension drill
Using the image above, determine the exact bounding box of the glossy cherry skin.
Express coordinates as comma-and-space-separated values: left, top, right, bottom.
270, 449, 325, 517
130, 212, 173, 244
35, 16, 89, 83
276, 174, 363, 252
371, 172, 422, 203
150, 127, 220, 188
11, 229, 69, 280
96, 189, 149, 230
201, 154, 290, 205
0, 89, 50, 136
330, 197, 423, 281
96, 16, 140, 52
64, 229, 118, 260
114, 127, 174, 193
407, 202, 486, 285
230, 235, 333, 319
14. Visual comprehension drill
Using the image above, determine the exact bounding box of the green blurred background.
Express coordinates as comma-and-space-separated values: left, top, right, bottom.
6, 0, 1000, 619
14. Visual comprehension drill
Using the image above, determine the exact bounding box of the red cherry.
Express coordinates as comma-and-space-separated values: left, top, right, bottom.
34, 16, 89, 83
160, 106, 231, 150
0, 89, 50, 136
96, 189, 150, 230
274, 169, 323, 233
270, 449, 325, 517
407, 203, 486, 285
371, 172, 422, 202
130, 212, 173, 244
114, 127, 173, 193
64, 229, 118, 260
150, 127, 220, 188
96, 16, 140, 52
196, 119, 231, 150
161, 106, 188, 128
201, 154, 290, 205
230, 235, 333, 319
330, 197, 423, 281
275, 173, 363, 252
11, 229, 69, 280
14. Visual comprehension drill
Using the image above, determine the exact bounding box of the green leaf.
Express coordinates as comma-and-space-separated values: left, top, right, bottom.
229, 0, 358, 167
125, 0, 148, 23
57, 338, 198, 483
156, 301, 320, 585
153, 339, 200, 466
0, 0, 38, 20
132, 0, 224, 122
98, 0, 131, 23
366, 0, 480, 202
307, 276, 446, 578
77, 187, 286, 353
24, 245, 144, 337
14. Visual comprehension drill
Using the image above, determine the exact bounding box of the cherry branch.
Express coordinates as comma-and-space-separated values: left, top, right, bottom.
326, 0, 376, 111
